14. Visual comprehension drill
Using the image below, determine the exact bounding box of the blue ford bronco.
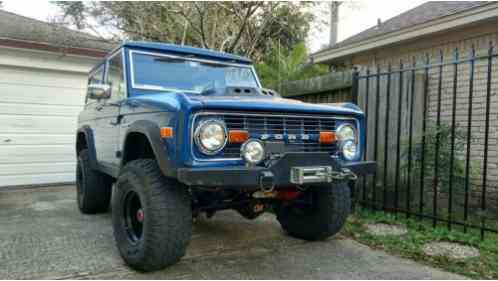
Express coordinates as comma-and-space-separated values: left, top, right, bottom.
76, 41, 375, 271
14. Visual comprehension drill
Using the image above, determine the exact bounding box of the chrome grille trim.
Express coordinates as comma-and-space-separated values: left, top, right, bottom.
191, 111, 359, 162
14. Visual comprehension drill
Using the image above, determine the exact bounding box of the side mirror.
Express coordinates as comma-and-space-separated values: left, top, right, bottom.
87, 84, 111, 100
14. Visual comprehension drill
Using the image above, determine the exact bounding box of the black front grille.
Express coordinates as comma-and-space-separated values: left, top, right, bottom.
222, 115, 336, 134
198, 112, 340, 159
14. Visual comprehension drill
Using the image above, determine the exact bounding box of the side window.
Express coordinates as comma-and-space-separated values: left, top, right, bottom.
106, 51, 126, 101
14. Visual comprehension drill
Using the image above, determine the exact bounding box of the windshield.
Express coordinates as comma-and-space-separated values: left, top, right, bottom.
131, 51, 259, 93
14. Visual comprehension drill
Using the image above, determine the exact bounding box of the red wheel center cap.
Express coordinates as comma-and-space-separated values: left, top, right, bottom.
136, 209, 144, 222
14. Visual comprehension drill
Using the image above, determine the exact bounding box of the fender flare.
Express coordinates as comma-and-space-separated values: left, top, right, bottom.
76, 126, 99, 170
121, 120, 176, 178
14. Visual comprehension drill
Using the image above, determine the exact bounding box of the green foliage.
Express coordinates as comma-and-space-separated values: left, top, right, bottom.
255, 42, 328, 90
343, 209, 498, 279
402, 121, 478, 193
54, 2, 329, 92
53, 2, 323, 63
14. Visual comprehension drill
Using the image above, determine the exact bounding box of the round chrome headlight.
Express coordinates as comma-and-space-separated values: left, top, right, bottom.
337, 124, 358, 160
241, 139, 265, 165
336, 124, 356, 141
341, 139, 358, 160
194, 119, 227, 155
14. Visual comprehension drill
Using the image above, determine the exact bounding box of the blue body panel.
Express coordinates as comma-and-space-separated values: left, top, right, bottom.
81, 42, 366, 176
122, 91, 366, 169
124, 41, 252, 63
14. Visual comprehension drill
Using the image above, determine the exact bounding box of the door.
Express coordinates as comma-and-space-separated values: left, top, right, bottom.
0, 65, 88, 187
94, 50, 126, 171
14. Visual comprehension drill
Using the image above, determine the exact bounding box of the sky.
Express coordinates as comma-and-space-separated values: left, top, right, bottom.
308, 0, 427, 51
1, 0, 428, 53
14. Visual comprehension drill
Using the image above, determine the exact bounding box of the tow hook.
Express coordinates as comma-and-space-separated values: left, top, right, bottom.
259, 171, 275, 192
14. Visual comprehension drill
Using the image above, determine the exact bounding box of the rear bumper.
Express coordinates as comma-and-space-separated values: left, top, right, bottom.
177, 152, 376, 190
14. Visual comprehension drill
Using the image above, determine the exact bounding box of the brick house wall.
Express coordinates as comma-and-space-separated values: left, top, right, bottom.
353, 19, 498, 215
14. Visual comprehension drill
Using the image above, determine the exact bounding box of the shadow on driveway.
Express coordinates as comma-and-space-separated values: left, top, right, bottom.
0, 185, 464, 279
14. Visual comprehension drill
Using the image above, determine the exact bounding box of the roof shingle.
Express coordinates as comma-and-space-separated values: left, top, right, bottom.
0, 9, 116, 53
314, 1, 489, 54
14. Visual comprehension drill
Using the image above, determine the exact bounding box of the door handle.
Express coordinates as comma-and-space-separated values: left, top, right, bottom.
107, 101, 121, 107
96, 105, 104, 111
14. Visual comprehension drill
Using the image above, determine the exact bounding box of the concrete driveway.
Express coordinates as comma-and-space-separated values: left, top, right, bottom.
0, 185, 464, 279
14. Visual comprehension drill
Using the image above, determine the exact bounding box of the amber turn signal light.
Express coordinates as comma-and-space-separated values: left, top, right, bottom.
319, 131, 336, 144
229, 130, 249, 144
160, 127, 174, 138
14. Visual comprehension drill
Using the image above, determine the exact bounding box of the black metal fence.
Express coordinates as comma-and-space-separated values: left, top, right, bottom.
353, 43, 498, 239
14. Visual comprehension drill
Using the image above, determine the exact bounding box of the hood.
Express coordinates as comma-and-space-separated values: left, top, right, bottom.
185, 94, 363, 116
127, 90, 363, 117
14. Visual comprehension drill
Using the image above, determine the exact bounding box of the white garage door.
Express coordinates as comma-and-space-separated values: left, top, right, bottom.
0, 65, 87, 187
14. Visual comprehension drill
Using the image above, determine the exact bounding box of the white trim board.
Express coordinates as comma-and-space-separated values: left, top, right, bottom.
312, 3, 498, 63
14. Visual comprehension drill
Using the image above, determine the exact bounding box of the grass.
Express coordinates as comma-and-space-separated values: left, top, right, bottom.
341, 208, 498, 279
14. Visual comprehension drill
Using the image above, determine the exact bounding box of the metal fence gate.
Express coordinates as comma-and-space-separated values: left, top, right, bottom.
353, 43, 498, 239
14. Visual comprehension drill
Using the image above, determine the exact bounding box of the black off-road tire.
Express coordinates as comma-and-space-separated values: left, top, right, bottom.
112, 159, 192, 272
276, 181, 351, 241
76, 149, 113, 214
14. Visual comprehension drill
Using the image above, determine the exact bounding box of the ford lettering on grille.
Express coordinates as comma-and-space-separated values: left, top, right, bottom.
260, 134, 310, 142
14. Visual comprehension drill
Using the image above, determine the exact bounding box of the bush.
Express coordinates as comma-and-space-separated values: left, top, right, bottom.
402, 121, 478, 194
255, 42, 328, 91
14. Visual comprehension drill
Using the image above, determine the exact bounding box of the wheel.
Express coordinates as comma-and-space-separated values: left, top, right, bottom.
112, 159, 192, 272
76, 149, 112, 214
275, 181, 351, 241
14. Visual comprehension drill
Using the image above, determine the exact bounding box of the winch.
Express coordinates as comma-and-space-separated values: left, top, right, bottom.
290, 166, 357, 185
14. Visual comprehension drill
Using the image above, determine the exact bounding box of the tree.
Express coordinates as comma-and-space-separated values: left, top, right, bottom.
256, 42, 328, 90
54, 1, 322, 62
